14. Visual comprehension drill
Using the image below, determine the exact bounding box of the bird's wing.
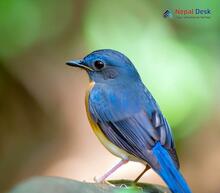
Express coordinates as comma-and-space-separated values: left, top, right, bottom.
89, 86, 179, 168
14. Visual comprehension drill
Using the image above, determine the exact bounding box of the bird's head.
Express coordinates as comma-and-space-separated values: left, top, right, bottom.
66, 49, 141, 84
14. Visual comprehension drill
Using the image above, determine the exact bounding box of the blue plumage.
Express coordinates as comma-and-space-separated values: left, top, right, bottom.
66, 49, 192, 193
153, 143, 191, 193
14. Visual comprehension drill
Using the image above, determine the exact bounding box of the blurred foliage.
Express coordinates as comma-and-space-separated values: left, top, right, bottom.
0, 0, 73, 58
8, 177, 170, 193
0, 63, 61, 192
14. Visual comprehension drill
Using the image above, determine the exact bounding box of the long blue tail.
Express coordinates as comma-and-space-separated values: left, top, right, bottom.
152, 143, 191, 193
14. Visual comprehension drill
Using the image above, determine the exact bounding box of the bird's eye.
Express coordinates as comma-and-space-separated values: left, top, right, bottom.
94, 60, 105, 70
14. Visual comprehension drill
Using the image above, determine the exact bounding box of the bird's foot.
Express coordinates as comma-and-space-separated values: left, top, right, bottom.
120, 184, 128, 188
93, 176, 115, 187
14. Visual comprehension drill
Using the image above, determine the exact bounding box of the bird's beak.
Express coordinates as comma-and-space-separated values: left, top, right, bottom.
66, 59, 93, 71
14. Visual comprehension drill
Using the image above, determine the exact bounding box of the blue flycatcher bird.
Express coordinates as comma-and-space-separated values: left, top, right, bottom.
66, 49, 191, 193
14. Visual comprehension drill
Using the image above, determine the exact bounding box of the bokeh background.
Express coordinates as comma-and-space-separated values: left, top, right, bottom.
0, 0, 219, 192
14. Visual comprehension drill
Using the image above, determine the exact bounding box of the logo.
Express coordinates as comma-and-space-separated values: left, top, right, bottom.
163, 10, 173, 18
163, 8, 211, 19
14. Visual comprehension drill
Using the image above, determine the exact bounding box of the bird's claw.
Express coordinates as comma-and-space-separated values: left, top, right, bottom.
93, 176, 115, 186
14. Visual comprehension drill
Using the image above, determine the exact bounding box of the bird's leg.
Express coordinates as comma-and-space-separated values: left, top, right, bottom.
94, 159, 129, 183
134, 165, 150, 183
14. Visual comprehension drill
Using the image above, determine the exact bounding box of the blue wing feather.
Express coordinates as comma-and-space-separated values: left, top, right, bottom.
89, 82, 179, 168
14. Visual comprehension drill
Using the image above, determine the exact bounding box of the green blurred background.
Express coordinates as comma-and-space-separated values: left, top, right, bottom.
0, 0, 219, 192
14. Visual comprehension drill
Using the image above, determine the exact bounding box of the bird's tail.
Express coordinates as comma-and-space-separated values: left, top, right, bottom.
152, 143, 191, 193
